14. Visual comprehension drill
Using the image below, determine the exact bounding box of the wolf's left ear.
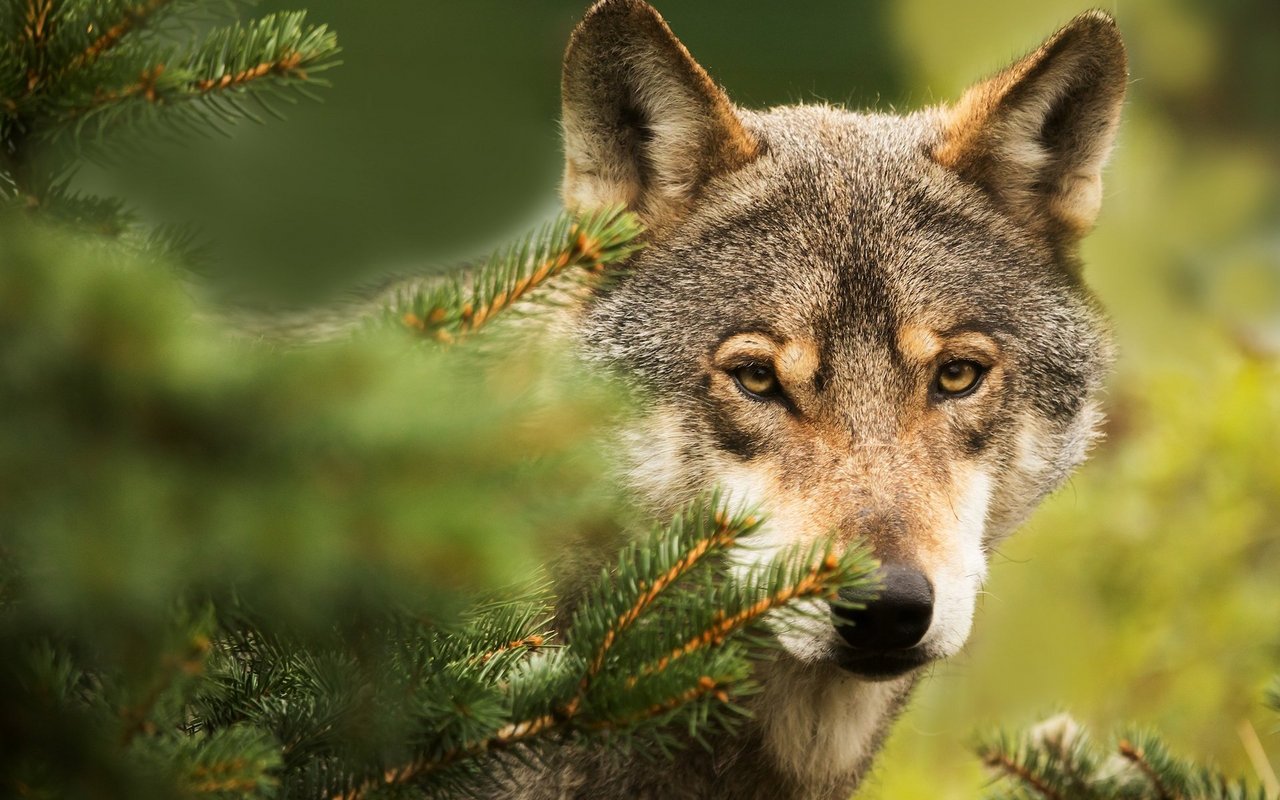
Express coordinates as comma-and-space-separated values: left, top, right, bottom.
935, 11, 1127, 242
561, 0, 760, 226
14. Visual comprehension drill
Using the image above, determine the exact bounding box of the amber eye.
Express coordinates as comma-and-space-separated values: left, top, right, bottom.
733, 363, 781, 399
936, 360, 985, 397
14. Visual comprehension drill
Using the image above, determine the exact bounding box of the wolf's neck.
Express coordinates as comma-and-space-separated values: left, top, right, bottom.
741, 658, 918, 796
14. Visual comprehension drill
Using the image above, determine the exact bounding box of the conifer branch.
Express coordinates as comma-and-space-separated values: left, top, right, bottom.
193, 50, 304, 93
64, 0, 171, 72
340, 673, 738, 800
583, 508, 750, 684
172, 726, 282, 798
1, 2, 338, 226
334, 712, 562, 800
22, 0, 56, 93
57, 12, 339, 132
328, 502, 874, 800
977, 717, 1276, 800
119, 631, 213, 745
1119, 739, 1175, 800
642, 550, 853, 678
394, 206, 644, 343
583, 674, 735, 731
981, 746, 1065, 800
476, 634, 546, 665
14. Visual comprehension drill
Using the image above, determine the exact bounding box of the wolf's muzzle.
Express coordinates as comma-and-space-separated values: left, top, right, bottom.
830, 564, 933, 679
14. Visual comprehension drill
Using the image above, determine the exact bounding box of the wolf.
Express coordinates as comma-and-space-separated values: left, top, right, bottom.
506, 1, 1128, 797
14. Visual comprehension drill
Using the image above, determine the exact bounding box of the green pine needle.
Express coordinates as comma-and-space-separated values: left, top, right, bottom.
1, 1, 339, 239
386, 205, 645, 343
976, 715, 1273, 800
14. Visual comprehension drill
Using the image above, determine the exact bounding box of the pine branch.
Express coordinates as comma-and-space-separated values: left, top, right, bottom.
20, 0, 57, 95
1, 2, 338, 241
118, 624, 214, 745
579, 498, 755, 687
582, 673, 737, 733
980, 743, 1065, 800
334, 712, 561, 800
333, 671, 740, 800
327, 499, 875, 799
1118, 738, 1174, 800
641, 546, 865, 678
977, 715, 1276, 800
57, 12, 340, 138
391, 206, 645, 343
475, 634, 547, 665
975, 719, 1101, 800
139, 725, 281, 798
62, 0, 173, 73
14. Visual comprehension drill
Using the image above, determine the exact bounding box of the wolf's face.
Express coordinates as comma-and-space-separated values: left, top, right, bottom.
565, 1, 1125, 685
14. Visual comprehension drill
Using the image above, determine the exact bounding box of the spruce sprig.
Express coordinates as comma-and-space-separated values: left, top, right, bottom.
1, 0, 339, 213
56, 11, 340, 139
390, 205, 645, 343
976, 713, 1274, 800
320, 496, 878, 799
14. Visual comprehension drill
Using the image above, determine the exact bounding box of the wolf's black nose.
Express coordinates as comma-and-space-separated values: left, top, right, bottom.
832, 564, 933, 652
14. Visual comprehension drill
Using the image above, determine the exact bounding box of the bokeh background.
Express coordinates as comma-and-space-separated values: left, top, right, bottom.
80, 1, 1280, 797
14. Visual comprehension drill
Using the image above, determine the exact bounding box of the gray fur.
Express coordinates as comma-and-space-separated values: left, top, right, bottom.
488, 2, 1128, 797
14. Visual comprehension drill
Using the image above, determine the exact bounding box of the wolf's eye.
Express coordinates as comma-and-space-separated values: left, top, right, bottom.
733, 363, 781, 399
935, 360, 985, 397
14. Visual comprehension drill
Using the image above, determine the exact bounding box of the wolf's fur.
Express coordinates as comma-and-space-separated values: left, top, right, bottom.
512, 2, 1126, 797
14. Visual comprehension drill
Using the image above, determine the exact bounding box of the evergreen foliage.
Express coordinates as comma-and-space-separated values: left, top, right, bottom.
3, 3, 1274, 799
1, 0, 340, 232
0, 185, 884, 796
0, 6, 882, 796
975, 696, 1280, 800
389, 207, 645, 344
0, 225, 879, 791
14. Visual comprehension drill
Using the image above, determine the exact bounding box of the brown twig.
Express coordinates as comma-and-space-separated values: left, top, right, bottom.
641, 553, 842, 678
334, 675, 735, 800
118, 633, 212, 745
331, 713, 560, 800
476, 634, 546, 664
982, 750, 1064, 800
584, 675, 732, 731
187, 758, 258, 795
1119, 739, 1175, 800
194, 51, 304, 93
63, 48, 305, 122
402, 230, 606, 343
583, 511, 749, 684
23, 0, 55, 93
65, 0, 172, 73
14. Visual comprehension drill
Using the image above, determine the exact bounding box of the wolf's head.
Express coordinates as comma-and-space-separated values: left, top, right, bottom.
566, 1, 1125, 683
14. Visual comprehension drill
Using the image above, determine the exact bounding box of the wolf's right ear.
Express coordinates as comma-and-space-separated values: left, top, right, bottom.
935, 12, 1127, 244
561, 0, 759, 227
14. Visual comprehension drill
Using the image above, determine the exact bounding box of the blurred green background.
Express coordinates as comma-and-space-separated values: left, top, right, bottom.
79, 0, 1280, 797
